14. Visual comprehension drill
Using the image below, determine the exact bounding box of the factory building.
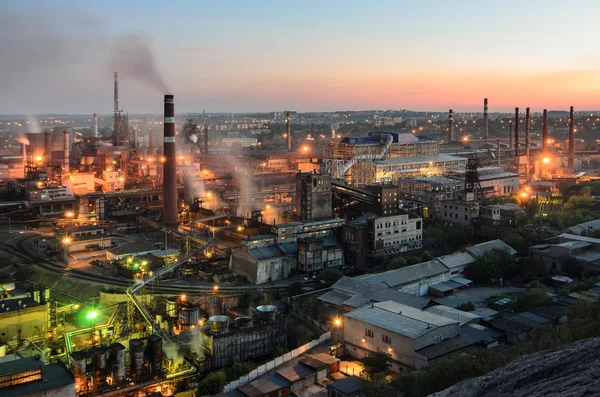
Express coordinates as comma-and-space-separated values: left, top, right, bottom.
438, 196, 480, 226
365, 155, 468, 187
398, 176, 464, 220
295, 171, 332, 222
446, 166, 519, 197
343, 300, 460, 370
0, 356, 75, 397
0, 297, 48, 343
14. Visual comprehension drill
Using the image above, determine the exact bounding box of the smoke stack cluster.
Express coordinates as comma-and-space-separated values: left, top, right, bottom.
63, 130, 70, 174
163, 94, 178, 229
93, 113, 98, 138
542, 109, 548, 153
483, 98, 489, 139
286, 112, 291, 150
514, 107, 519, 156
568, 106, 575, 170
448, 109, 454, 142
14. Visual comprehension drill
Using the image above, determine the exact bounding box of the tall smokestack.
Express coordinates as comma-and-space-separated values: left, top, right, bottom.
448, 109, 454, 142
542, 109, 548, 153
514, 107, 519, 157
63, 130, 70, 174
113, 72, 120, 145
44, 131, 51, 161
93, 113, 98, 138
497, 138, 501, 167
114, 73, 119, 115
525, 107, 530, 162
483, 98, 489, 139
203, 123, 209, 155
148, 128, 154, 150
163, 94, 178, 229
568, 106, 575, 170
21, 143, 27, 177
286, 112, 291, 150
509, 120, 513, 151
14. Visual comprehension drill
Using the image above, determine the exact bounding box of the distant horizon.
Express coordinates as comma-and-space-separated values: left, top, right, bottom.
2, 1, 600, 114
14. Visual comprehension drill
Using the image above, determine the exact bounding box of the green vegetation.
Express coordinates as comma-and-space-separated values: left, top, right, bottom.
387, 251, 434, 270
455, 302, 475, 312
286, 282, 303, 297
360, 352, 393, 379
197, 362, 258, 396
464, 248, 516, 283
321, 268, 343, 285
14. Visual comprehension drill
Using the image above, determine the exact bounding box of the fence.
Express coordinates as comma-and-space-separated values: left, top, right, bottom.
222, 332, 331, 393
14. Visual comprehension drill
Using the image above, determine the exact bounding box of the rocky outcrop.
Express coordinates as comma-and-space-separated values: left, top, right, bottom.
431, 337, 600, 397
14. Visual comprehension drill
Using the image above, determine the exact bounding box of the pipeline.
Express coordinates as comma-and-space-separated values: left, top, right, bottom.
338, 132, 393, 178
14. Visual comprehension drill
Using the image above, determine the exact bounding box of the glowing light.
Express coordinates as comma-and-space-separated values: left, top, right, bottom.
119, 177, 124, 182
542, 157, 551, 164
180, 294, 186, 302
72, 304, 80, 310
207, 192, 212, 197
266, 205, 270, 209
388, 347, 393, 352
521, 192, 528, 198
160, 157, 166, 163
35, 156, 42, 162
86, 311, 98, 320
303, 145, 309, 152
63, 237, 71, 244
361, 338, 366, 343
65, 212, 74, 218
237, 226, 243, 232
462, 136, 469, 142
334, 317, 341, 327
213, 285, 219, 292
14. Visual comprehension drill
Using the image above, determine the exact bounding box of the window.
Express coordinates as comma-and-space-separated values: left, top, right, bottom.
433, 335, 443, 344
449, 329, 459, 338
382, 335, 392, 344
365, 329, 374, 338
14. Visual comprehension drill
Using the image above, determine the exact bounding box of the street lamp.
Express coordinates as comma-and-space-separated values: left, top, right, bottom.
87, 311, 99, 345
63, 237, 71, 261
65, 211, 74, 227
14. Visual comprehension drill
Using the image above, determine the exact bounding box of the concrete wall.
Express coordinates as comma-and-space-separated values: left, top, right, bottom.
397, 272, 450, 296
230, 248, 259, 283
0, 305, 48, 342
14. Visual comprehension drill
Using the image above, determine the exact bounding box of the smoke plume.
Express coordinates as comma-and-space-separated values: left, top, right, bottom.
108, 33, 170, 94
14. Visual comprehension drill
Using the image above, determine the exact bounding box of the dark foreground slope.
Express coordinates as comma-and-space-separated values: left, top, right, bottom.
431, 337, 600, 397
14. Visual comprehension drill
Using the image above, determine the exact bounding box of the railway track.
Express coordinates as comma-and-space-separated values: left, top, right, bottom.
0, 236, 296, 296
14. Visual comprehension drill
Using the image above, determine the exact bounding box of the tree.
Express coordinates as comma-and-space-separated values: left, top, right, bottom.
286, 282, 303, 297
406, 256, 422, 266
360, 352, 392, 379
224, 362, 256, 381
361, 373, 395, 397
197, 371, 227, 396
420, 251, 434, 261
465, 248, 516, 283
321, 268, 343, 285
387, 257, 407, 270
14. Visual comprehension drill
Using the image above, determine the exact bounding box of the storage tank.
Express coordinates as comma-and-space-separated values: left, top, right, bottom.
70, 351, 87, 387
256, 305, 277, 323
90, 346, 107, 386
109, 343, 126, 383
129, 339, 145, 378
166, 297, 178, 318
178, 305, 201, 326
209, 315, 231, 334
147, 334, 163, 374
0, 343, 6, 358
234, 316, 253, 329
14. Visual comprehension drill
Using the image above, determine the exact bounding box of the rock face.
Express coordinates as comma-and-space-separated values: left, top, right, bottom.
431, 337, 600, 397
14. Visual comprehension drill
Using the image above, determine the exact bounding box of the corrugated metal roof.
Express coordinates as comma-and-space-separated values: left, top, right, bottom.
450, 277, 473, 286
566, 219, 600, 235
318, 290, 349, 306
344, 301, 457, 339
359, 260, 449, 288
556, 233, 600, 244
436, 252, 474, 270
330, 277, 429, 309
248, 246, 285, 261
465, 240, 517, 258
425, 305, 481, 326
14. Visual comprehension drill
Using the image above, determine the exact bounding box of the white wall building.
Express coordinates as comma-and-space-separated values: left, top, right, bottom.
371, 213, 423, 258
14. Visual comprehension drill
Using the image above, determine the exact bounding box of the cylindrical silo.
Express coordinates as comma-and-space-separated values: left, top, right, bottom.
129, 339, 145, 378
109, 343, 126, 383
147, 334, 163, 374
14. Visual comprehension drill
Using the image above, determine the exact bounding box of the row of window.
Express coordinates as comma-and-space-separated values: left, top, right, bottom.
364, 329, 393, 344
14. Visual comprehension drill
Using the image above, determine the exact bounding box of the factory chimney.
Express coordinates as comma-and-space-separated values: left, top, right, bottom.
163, 94, 178, 229
448, 109, 454, 142
93, 113, 99, 138
63, 130, 70, 174
509, 120, 513, 151
113, 72, 120, 145
497, 138, 501, 167
525, 107, 530, 163
542, 109, 548, 153
286, 112, 291, 150
568, 106, 575, 170
21, 143, 27, 177
148, 128, 154, 150
483, 98, 489, 139
203, 123, 209, 155
44, 131, 51, 161
514, 107, 519, 157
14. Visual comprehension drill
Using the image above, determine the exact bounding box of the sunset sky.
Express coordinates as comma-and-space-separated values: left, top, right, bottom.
1, 0, 599, 114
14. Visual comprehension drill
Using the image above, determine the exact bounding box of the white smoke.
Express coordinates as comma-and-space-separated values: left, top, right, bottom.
26, 115, 42, 134
234, 168, 258, 218
190, 134, 198, 143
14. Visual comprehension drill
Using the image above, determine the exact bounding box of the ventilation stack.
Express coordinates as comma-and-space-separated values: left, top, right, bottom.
203, 123, 209, 155
514, 107, 519, 157
286, 112, 291, 150
448, 109, 454, 142
542, 109, 548, 153
568, 106, 575, 170
148, 128, 154, 150
483, 98, 489, 139
497, 138, 501, 166
509, 121, 513, 152
63, 130, 70, 174
21, 143, 27, 177
525, 107, 530, 166
93, 113, 99, 138
163, 94, 178, 229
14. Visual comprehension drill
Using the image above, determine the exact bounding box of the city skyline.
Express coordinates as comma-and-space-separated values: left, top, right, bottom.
1, 0, 599, 114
